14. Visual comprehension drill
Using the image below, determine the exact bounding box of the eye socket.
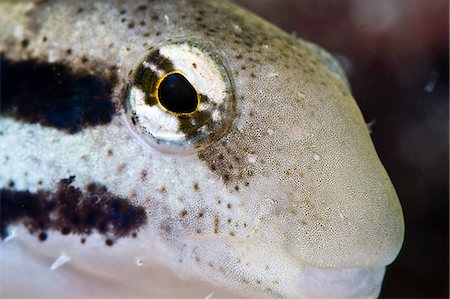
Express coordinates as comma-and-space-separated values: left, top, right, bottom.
126, 41, 234, 154
156, 72, 199, 115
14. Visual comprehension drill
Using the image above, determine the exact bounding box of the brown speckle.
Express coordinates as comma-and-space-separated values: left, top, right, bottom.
66, 48, 72, 55
214, 217, 219, 234
81, 238, 86, 244
117, 163, 127, 173
107, 149, 113, 156
227, 203, 232, 209
105, 239, 114, 246
180, 210, 188, 217
140, 170, 148, 181
198, 211, 204, 218
127, 21, 135, 29
81, 56, 89, 64
158, 186, 167, 195
193, 182, 200, 192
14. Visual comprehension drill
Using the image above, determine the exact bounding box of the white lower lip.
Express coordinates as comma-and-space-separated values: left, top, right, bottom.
295, 265, 386, 298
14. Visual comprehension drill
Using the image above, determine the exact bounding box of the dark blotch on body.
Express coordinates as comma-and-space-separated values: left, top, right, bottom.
0, 176, 147, 244
0, 55, 115, 134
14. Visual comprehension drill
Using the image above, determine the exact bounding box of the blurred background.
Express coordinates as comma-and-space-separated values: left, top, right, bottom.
235, 1, 449, 298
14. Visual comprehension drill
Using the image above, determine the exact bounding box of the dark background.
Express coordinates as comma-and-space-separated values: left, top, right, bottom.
236, 1, 449, 298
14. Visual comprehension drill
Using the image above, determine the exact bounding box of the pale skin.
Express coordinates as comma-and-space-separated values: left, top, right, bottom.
0, 1, 404, 298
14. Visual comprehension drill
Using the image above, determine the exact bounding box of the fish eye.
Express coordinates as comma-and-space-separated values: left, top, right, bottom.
156, 71, 199, 115
126, 41, 234, 154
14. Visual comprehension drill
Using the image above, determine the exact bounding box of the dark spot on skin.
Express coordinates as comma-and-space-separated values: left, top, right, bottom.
214, 217, 219, 234
192, 63, 197, 68
131, 232, 137, 238
127, 21, 135, 29
158, 186, 166, 195
66, 48, 72, 55
38, 232, 47, 241
229, 231, 235, 236
0, 177, 147, 244
107, 149, 113, 156
223, 174, 230, 182
250, 73, 256, 78
105, 239, 114, 246
42, 36, 47, 43
195, 229, 201, 234
180, 210, 188, 218
21, 39, 29, 48
193, 182, 200, 192
139, 20, 146, 26
7, 181, 14, 188
81, 238, 86, 244
234, 186, 240, 191
155, 31, 161, 36
119, 9, 126, 15
227, 203, 232, 209
0, 56, 116, 134
140, 170, 148, 181
198, 212, 204, 219
136, 5, 147, 11
76, 7, 84, 14
60, 227, 70, 235
81, 56, 89, 63
151, 15, 159, 20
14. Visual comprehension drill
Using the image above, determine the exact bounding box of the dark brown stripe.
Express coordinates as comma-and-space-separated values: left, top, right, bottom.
1, 177, 147, 245
0, 55, 116, 133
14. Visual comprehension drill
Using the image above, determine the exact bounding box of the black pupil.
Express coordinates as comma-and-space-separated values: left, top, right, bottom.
158, 73, 198, 114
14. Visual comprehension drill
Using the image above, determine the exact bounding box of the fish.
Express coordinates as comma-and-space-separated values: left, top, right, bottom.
0, 0, 404, 298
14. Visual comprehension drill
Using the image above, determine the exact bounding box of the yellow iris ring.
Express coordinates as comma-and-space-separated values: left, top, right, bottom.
154, 71, 201, 117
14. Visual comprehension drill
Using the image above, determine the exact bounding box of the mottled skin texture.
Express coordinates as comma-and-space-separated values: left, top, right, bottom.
0, 1, 404, 298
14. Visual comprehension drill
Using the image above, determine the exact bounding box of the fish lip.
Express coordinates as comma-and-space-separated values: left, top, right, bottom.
294, 264, 386, 299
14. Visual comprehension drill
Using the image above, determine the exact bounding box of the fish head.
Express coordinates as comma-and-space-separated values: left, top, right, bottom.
121, 2, 404, 298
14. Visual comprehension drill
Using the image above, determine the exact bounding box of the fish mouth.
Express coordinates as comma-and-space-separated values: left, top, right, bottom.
294, 265, 385, 298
